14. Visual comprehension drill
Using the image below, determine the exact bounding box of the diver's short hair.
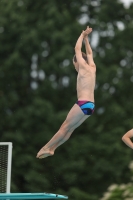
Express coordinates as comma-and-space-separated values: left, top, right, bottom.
73, 52, 87, 63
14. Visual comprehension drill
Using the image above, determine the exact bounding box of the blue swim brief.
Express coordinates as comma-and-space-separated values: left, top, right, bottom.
76, 100, 95, 115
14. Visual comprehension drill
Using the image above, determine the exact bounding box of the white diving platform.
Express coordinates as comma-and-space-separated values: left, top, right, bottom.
0, 193, 68, 199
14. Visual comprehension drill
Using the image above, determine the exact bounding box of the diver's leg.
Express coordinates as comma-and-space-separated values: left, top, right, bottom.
36, 104, 88, 158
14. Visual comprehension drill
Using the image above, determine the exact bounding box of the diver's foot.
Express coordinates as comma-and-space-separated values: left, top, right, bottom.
36, 148, 54, 159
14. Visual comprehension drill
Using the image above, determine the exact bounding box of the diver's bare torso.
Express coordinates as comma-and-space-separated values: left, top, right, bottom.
77, 63, 96, 102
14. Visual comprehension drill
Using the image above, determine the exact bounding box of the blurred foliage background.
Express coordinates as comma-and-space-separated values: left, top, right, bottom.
0, 0, 133, 199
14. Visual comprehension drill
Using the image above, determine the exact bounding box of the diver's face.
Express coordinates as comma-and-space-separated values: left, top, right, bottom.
73, 61, 79, 72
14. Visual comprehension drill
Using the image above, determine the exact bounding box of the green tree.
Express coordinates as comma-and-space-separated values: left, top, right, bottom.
0, 0, 133, 199
100, 161, 133, 200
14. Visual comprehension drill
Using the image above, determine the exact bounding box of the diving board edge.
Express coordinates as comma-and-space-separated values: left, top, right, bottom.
0, 193, 68, 199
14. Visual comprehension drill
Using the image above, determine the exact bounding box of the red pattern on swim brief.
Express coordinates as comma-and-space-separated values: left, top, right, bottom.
77, 101, 89, 106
